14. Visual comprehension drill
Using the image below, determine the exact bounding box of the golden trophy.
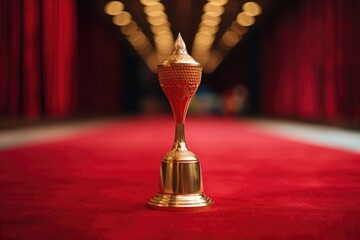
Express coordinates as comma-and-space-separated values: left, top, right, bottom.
148, 34, 213, 209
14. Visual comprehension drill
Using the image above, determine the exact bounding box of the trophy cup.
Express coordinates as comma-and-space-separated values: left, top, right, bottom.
148, 34, 213, 209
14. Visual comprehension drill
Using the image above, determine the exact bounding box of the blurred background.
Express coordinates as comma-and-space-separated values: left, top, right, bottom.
0, 0, 359, 129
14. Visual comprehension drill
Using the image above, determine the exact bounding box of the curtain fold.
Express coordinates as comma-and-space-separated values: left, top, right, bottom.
23, 0, 41, 118
260, 0, 360, 126
0, 0, 76, 119
43, 0, 76, 117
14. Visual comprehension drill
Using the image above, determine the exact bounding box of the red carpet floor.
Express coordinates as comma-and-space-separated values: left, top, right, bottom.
0, 116, 360, 240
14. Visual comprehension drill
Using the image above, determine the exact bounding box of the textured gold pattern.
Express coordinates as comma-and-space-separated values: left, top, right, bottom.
158, 65, 202, 85
148, 33, 213, 209
159, 65, 201, 123
163, 149, 196, 160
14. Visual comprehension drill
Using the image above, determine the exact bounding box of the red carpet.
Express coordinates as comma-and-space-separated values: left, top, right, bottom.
0, 116, 360, 239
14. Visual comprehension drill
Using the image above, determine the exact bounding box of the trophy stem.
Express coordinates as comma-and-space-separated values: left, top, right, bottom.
173, 123, 187, 150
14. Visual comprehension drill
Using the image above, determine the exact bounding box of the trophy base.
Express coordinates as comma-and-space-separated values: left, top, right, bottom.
148, 193, 213, 209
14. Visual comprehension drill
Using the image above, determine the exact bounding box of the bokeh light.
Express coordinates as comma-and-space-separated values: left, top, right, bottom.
236, 12, 255, 26
243, 2, 262, 16
112, 11, 132, 26
104, 1, 124, 16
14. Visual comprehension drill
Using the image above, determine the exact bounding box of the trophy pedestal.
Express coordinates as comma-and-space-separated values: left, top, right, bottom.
148, 193, 213, 209
148, 155, 213, 209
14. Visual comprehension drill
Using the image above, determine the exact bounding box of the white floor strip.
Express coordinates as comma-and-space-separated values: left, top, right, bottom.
252, 119, 360, 154
1, 117, 360, 154
0, 119, 112, 150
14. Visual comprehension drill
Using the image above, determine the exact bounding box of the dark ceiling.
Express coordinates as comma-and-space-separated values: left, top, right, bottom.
117, 0, 272, 49
98, 0, 274, 73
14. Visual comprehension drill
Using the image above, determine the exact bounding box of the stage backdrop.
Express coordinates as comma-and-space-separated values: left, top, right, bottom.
1, 0, 359, 125
0, 0, 77, 118
0, 0, 124, 119
260, 0, 360, 126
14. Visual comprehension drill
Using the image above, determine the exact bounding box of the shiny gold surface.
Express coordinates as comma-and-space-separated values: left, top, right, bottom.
148, 34, 213, 209
148, 193, 213, 209
160, 33, 200, 66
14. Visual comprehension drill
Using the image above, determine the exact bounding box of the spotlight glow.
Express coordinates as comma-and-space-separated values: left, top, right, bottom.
203, 3, 225, 17
243, 2, 262, 16
230, 21, 248, 35
140, 0, 160, 6
113, 11, 132, 26
121, 21, 138, 35
147, 15, 167, 26
144, 2, 165, 16
199, 25, 219, 35
236, 12, 255, 26
104, 1, 124, 16
208, 0, 228, 6
222, 30, 241, 47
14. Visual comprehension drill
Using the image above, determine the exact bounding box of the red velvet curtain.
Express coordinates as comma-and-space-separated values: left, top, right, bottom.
0, 0, 76, 119
260, 0, 360, 126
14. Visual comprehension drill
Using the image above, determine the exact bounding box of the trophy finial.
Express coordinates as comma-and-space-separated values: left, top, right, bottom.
160, 33, 200, 66
173, 33, 188, 55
